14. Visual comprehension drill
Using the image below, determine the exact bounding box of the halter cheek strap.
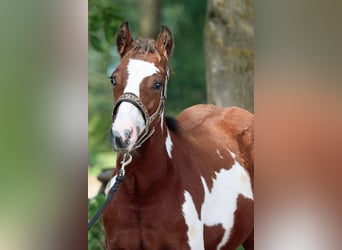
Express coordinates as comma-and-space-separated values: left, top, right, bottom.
112, 67, 169, 150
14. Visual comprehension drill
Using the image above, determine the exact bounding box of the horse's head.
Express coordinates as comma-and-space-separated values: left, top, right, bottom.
110, 21, 173, 152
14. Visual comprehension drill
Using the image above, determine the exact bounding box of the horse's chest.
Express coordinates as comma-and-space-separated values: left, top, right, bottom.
103, 190, 189, 249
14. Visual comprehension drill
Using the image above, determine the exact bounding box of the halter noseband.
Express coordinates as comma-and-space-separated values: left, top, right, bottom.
112, 67, 169, 150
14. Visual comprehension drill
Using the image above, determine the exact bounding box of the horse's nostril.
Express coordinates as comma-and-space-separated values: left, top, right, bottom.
124, 127, 133, 139
112, 131, 125, 148
123, 139, 131, 146
112, 130, 131, 149
115, 136, 123, 148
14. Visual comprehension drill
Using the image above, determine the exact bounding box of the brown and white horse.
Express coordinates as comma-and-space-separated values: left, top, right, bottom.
103, 21, 254, 250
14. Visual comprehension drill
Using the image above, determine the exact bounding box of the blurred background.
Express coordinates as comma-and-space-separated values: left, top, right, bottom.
1, 0, 341, 249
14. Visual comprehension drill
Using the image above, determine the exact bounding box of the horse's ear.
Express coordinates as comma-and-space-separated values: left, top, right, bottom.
156, 25, 174, 59
116, 21, 133, 57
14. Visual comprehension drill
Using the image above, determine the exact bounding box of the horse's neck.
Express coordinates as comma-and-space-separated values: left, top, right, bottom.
119, 118, 173, 194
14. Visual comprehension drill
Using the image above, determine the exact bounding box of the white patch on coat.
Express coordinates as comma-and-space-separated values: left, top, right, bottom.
125, 59, 159, 97
216, 149, 224, 159
182, 192, 205, 250
161, 111, 164, 132
226, 148, 236, 160
165, 129, 173, 158
182, 160, 253, 250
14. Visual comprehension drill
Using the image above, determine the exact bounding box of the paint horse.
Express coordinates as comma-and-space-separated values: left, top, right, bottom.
103, 21, 254, 250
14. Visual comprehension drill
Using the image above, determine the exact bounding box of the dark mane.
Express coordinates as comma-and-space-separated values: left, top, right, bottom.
165, 116, 181, 133
131, 38, 157, 54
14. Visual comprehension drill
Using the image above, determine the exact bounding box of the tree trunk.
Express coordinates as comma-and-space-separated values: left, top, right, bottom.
205, 0, 254, 112
139, 0, 161, 38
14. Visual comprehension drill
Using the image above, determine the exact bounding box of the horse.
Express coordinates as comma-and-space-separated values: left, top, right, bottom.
103, 21, 254, 250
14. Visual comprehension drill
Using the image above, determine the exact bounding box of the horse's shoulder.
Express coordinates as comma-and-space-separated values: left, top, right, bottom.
177, 104, 253, 134
177, 104, 254, 179
177, 104, 220, 131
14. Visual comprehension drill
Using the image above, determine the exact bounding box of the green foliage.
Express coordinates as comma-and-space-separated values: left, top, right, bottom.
88, 0, 125, 51
88, 48, 114, 158
162, 0, 207, 114
88, 195, 106, 250
89, 151, 116, 171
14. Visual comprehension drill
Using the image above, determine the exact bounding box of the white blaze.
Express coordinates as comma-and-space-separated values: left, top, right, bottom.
125, 59, 159, 96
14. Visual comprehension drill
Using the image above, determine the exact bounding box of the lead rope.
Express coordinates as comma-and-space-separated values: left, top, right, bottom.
88, 153, 132, 231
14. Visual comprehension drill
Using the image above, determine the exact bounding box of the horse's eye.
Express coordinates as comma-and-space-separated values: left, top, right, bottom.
152, 82, 163, 91
109, 76, 116, 86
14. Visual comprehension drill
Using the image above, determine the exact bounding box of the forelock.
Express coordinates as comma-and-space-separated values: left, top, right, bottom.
132, 38, 157, 54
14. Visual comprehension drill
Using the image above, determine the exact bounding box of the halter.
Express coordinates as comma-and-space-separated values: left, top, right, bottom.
112, 67, 169, 150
